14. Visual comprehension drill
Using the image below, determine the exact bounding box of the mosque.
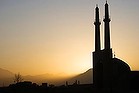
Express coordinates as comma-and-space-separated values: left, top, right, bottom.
93, 1, 139, 92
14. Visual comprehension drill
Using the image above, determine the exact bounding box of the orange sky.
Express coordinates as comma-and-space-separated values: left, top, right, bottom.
0, 0, 139, 76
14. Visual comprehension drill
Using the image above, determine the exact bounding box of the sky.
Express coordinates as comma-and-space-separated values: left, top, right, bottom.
0, 0, 139, 76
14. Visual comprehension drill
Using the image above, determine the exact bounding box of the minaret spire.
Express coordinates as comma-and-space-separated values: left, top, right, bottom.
94, 5, 101, 51
104, 1, 111, 50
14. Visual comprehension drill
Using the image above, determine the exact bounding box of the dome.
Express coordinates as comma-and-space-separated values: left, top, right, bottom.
112, 58, 131, 88
112, 58, 131, 76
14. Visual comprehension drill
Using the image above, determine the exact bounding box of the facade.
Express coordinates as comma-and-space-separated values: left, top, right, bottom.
93, 1, 131, 92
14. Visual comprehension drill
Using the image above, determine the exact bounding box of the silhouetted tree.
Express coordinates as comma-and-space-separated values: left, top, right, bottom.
13, 73, 23, 83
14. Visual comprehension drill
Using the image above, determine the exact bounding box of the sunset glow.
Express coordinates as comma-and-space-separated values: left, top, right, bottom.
0, 0, 139, 77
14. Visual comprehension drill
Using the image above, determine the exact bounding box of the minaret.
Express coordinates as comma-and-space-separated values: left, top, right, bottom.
103, 1, 111, 50
93, 5, 103, 89
94, 5, 101, 51
102, 1, 113, 90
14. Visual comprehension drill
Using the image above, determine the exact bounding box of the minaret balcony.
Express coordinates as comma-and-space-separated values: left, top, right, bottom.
103, 16, 111, 22
94, 20, 101, 25
103, 18, 111, 22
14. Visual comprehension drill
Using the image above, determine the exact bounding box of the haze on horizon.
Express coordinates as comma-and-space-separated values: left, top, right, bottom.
0, 0, 139, 77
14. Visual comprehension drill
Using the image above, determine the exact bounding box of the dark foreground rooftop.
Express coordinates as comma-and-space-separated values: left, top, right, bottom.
0, 83, 139, 93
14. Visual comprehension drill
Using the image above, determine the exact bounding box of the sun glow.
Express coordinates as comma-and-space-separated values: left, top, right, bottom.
0, 0, 139, 77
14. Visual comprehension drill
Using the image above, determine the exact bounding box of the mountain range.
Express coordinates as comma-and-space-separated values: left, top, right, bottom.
0, 68, 93, 87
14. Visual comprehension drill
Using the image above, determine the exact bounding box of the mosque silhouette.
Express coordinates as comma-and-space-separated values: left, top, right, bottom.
93, 1, 139, 93
1, 1, 139, 93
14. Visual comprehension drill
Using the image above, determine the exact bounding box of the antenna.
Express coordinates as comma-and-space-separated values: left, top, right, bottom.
96, 4, 98, 7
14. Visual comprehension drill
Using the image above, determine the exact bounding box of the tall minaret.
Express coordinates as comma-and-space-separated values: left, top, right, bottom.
93, 5, 103, 89
103, 1, 111, 50
94, 5, 101, 51
103, 1, 113, 90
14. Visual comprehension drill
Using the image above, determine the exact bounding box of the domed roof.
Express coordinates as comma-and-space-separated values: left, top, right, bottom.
112, 58, 131, 75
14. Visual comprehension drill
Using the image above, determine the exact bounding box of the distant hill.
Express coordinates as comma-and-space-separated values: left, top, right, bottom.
0, 68, 93, 87
66, 68, 93, 85
0, 68, 14, 78
23, 73, 70, 85
0, 68, 14, 87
